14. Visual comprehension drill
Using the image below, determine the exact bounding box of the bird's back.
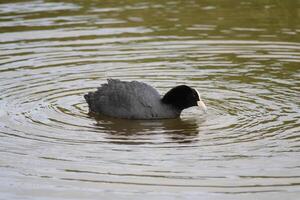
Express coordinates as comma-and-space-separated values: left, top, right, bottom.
84, 79, 164, 119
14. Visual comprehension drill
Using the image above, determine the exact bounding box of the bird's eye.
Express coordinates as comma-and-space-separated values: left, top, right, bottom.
192, 92, 198, 99
193, 89, 201, 100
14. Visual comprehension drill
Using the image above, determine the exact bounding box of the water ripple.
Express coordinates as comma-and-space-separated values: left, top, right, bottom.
0, 0, 300, 199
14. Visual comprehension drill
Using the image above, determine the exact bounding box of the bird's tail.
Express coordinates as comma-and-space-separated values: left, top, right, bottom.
84, 92, 95, 112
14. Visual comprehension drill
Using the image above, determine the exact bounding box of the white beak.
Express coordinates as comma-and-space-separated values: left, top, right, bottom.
197, 100, 207, 113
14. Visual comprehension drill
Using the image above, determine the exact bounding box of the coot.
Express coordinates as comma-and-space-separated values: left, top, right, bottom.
84, 79, 207, 119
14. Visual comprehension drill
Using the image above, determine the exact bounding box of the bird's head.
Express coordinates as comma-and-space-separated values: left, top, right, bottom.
162, 85, 207, 112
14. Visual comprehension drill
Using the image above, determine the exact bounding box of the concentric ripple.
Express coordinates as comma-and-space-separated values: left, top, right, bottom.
0, 0, 300, 199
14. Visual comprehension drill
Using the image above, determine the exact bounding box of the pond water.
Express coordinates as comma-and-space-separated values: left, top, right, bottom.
0, 0, 299, 199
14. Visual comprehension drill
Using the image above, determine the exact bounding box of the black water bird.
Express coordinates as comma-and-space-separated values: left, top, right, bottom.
84, 79, 207, 119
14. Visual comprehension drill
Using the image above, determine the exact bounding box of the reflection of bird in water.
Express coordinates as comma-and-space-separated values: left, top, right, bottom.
84, 79, 207, 119
90, 113, 202, 144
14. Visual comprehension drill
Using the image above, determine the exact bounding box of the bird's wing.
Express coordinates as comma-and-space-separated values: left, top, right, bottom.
88, 79, 160, 118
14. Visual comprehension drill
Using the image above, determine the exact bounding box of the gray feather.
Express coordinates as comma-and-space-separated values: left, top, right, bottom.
84, 79, 178, 119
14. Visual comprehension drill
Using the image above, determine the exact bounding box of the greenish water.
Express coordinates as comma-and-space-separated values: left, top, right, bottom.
0, 0, 299, 199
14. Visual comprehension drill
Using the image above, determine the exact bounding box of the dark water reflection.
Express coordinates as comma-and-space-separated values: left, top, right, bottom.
0, 0, 300, 199
92, 114, 200, 144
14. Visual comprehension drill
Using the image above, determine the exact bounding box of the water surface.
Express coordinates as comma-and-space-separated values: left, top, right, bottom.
0, 0, 300, 199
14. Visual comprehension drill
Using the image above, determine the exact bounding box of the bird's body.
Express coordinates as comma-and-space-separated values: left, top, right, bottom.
85, 79, 179, 119
84, 79, 206, 119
